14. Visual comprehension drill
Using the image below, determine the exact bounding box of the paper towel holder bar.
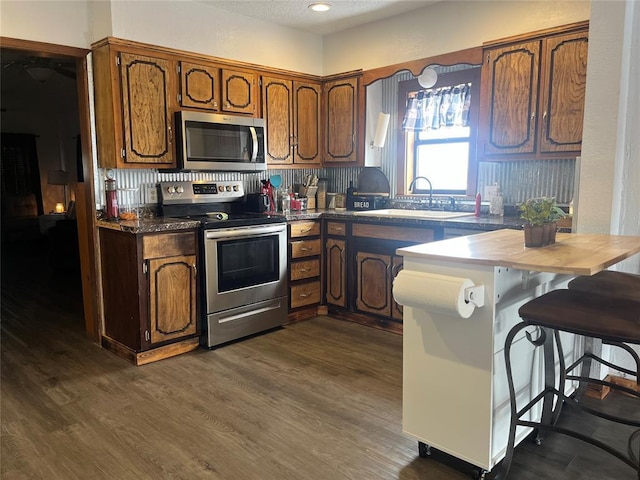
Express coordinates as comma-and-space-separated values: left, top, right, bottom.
464, 285, 485, 308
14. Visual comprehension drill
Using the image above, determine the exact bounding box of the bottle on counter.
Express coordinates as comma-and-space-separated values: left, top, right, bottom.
105, 177, 119, 220
282, 191, 291, 214
489, 184, 504, 217
474, 192, 482, 217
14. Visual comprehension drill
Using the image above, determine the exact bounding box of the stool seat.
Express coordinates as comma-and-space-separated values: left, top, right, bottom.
518, 289, 640, 344
568, 270, 640, 302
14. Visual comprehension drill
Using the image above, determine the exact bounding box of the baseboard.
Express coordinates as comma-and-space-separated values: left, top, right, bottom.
607, 374, 640, 395
101, 335, 199, 366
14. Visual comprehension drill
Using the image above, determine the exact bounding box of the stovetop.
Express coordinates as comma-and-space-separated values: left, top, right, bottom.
158, 180, 286, 229
176, 212, 286, 229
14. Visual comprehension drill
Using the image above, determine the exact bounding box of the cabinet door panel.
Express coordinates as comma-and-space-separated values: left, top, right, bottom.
120, 52, 175, 165
356, 252, 391, 316
294, 81, 321, 164
181, 62, 219, 110
324, 77, 358, 163
148, 255, 197, 344
326, 238, 346, 307
391, 255, 404, 321
539, 32, 588, 153
262, 76, 293, 164
482, 41, 539, 155
222, 69, 256, 115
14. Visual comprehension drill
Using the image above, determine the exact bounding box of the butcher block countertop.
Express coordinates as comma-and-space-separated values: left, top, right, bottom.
397, 229, 640, 275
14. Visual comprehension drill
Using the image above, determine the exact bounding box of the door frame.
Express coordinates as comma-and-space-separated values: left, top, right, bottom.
1, 37, 101, 342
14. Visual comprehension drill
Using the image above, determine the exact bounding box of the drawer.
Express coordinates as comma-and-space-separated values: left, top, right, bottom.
290, 258, 320, 281
290, 281, 321, 308
352, 223, 434, 243
143, 231, 196, 259
289, 221, 320, 238
326, 221, 346, 236
290, 238, 322, 258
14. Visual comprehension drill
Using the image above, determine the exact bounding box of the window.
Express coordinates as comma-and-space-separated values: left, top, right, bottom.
398, 68, 480, 196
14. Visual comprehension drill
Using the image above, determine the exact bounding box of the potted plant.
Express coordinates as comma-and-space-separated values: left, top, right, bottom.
519, 197, 566, 247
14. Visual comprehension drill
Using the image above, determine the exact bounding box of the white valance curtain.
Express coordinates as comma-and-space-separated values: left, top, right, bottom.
402, 83, 471, 131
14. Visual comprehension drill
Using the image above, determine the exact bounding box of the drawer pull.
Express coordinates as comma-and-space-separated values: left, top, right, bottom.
301, 228, 312, 233
299, 268, 309, 273
300, 247, 312, 252
298, 293, 310, 298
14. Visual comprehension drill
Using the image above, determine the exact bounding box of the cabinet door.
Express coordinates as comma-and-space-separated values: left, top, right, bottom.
391, 255, 404, 321
538, 31, 588, 154
119, 52, 176, 166
324, 77, 358, 164
262, 76, 294, 164
221, 69, 257, 115
481, 41, 540, 156
180, 61, 219, 111
148, 254, 197, 345
356, 251, 391, 317
325, 238, 346, 307
294, 81, 321, 165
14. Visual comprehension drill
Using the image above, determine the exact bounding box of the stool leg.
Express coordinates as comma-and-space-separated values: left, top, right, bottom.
490, 322, 530, 479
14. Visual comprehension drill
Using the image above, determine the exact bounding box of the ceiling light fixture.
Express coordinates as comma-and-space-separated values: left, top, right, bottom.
26, 66, 56, 83
417, 67, 438, 89
309, 3, 331, 12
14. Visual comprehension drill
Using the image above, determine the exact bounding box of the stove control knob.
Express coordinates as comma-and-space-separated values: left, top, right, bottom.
167, 186, 176, 194
233, 185, 239, 192
176, 186, 184, 194
226, 185, 232, 192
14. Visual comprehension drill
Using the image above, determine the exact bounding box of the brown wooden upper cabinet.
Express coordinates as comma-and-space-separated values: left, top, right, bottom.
479, 22, 588, 160
180, 63, 257, 116
261, 76, 321, 165
180, 61, 220, 111
93, 44, 177, 168
222, 69, 257, 115
323, 75, 360, 165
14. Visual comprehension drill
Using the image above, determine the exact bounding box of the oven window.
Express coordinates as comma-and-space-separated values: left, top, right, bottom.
217, 235, 279, 291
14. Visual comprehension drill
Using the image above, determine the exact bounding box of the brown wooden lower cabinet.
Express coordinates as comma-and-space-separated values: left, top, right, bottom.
99, 227, 199, 365
288, 220, 322, 318
325, 237, 346, 307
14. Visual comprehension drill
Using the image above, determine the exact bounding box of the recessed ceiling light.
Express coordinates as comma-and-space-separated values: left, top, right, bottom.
309, 3, 331, 12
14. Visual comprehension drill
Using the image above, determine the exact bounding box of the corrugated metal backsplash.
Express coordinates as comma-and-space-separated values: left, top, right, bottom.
97, 159, 574, 209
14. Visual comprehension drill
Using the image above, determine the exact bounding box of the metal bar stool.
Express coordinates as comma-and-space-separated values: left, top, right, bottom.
568, 271, 640, 398
495, 289, 640, 479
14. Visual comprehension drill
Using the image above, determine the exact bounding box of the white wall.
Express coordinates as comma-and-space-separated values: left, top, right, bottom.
0, 0, 92, 48
0, 0, 323, 76
323, 0, 590, 74
107, 1, 323, 75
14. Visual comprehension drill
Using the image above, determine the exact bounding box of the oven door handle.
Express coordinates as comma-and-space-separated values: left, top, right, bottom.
205, 224, 286, 240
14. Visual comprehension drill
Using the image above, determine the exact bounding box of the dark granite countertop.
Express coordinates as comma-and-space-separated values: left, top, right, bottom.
97, 217, 200, 234
284, 208, 529, 232
96, 209, 569, 234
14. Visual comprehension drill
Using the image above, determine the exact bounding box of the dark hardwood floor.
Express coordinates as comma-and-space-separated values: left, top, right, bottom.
1, 237, 638, 479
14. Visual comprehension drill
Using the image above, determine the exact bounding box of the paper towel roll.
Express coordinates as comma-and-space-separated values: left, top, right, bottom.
393, 270, 476, 318
372, 112, 390, 148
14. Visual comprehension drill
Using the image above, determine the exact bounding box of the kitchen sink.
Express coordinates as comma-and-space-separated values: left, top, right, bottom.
353, 209, 474, 219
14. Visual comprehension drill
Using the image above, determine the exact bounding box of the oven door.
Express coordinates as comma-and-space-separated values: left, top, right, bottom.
204, 223, 287, 313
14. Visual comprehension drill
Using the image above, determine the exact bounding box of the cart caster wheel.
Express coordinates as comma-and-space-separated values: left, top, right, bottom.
418, 441, 431, 457
472, 468, 487, 480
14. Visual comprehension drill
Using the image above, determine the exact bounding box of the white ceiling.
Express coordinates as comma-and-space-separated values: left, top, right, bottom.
199, 0, 440, 35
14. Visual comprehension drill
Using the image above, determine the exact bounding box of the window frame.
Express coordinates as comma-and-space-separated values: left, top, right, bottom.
396, 67, 481, 197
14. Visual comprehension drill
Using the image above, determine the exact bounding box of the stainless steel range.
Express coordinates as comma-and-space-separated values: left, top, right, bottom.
159, 180, 288, 348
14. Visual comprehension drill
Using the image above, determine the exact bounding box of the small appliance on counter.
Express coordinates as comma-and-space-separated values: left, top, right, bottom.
245, 193, 271, 213
346, 167, 390, 211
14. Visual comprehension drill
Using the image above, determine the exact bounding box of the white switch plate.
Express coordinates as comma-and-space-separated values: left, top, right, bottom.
146, 186, 158, 204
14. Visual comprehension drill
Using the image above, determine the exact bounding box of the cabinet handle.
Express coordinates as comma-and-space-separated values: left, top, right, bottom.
213, 101, 218, 107
531, 112, 536, 121
300, 247, 312, 251
301, 228, 312, 233
543, 111, 547, 120
192, 264, 197, 274
299, 268, 309, 273
168, 125, 173, 144
298, 293, 310, 298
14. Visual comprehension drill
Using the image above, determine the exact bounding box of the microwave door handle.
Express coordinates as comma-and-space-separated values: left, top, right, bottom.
249, 127, 258, 162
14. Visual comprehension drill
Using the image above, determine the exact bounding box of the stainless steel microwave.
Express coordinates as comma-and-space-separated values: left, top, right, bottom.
174, 111, 267, 172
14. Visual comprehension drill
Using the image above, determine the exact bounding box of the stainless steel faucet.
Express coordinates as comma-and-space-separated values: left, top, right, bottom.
408, 176, 433, 208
